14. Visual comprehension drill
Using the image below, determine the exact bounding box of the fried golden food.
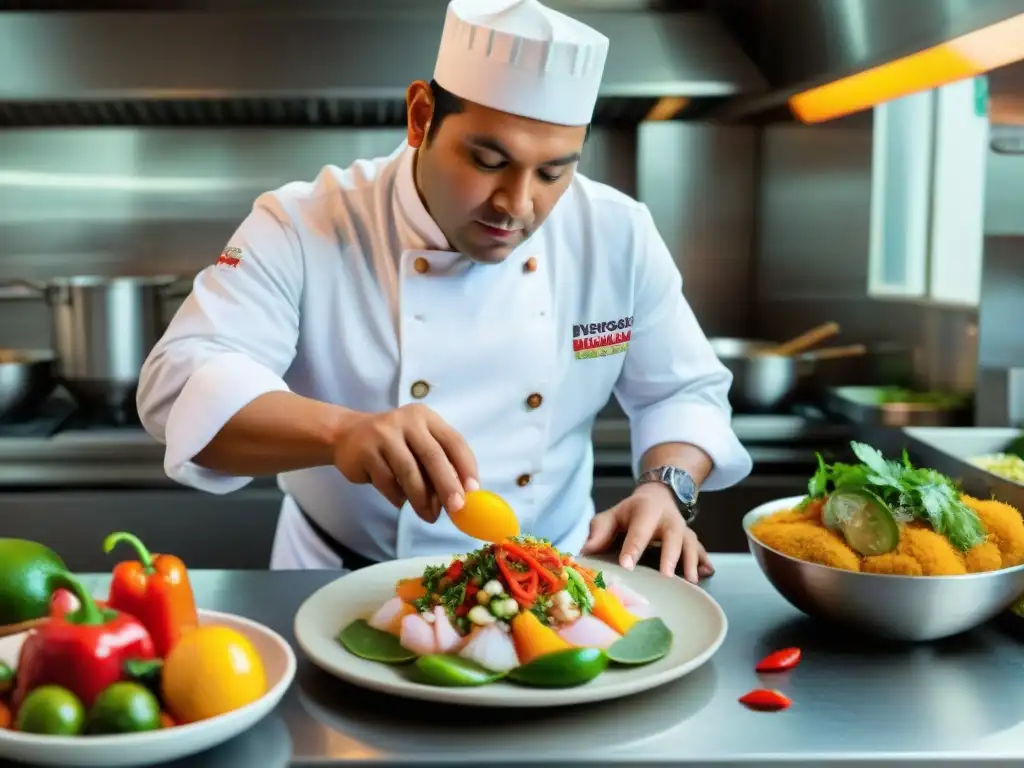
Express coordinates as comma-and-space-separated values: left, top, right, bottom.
964, 541, 1003, 573
885, 525, 967, 576
862, 553, 924, 576
752, 497, 1024, 576
963, 496, 1024, 567
749, 519, 861, 572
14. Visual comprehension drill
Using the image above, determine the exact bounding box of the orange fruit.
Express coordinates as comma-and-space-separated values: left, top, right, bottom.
448, 490, 520, 543
161, 625, 267, 723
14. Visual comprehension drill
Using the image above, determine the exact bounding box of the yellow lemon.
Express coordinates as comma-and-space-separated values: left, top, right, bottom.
161, 625, 267, 723
449, 489, 520, 543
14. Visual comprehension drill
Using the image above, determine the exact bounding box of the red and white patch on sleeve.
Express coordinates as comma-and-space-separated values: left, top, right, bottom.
215, 246, 243, 269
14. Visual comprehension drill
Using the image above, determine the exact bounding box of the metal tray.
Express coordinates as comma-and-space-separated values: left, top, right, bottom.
826, 386, 972, 427
902, 426, 1024, 505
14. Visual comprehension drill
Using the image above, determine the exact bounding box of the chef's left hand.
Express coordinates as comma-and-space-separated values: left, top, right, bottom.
580, 482, 713, 583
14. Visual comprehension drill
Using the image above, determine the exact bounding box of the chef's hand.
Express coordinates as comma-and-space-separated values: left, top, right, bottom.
581, 483, 713, 583
333, 404, 479, 524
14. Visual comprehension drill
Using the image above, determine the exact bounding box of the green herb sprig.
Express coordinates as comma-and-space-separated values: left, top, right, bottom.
806, 441, 986, 551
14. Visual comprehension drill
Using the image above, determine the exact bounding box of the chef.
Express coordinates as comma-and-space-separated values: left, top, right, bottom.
136, 0, 753, 583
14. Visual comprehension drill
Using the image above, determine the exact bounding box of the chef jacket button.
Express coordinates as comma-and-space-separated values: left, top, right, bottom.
517, 474, 532, 487
524, 257, 538, 273
526, 393, 543, 409
410, 380, 430, 399
413, 257, 430, 274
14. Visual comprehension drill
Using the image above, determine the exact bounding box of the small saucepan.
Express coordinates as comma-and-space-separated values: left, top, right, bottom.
711, 332, 867, 412
0, 349, 58, 422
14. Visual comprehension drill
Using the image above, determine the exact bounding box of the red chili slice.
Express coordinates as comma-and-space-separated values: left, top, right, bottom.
444, 560, 464, 581
739, 688, 792, 712
497, 553, 539, 605
755, 647, 802, 673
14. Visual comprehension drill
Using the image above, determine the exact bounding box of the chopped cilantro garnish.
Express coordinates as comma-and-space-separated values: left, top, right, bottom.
421, 564, 446, 593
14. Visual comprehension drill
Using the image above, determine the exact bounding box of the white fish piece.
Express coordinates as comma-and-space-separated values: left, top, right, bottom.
459, 624, 520, 672
628, 601, 657, 619
368, 596, 408, 635
433, 606, 465, 653
606, 577, 650, 606
557, 615, 622, 649
399, 612, 438, 656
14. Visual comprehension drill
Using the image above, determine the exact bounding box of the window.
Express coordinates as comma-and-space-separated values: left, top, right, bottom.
867, 78, 989, 306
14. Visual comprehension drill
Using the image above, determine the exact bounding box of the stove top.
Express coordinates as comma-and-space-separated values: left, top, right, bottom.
2, 397, 851, 442
0, 396, 142, 439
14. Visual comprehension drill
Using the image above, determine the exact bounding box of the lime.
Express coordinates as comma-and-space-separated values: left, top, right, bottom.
825, 489, 899, 556
608, 618, 673, 665
0, 660, 13, 695
87, 682, 162, 735
338, 619, 416, 663
0, 538, 67, 626
508, 647, 608, 688
414, 654, 504, 687
123, 658, 163, 699
15, 685, 85, 736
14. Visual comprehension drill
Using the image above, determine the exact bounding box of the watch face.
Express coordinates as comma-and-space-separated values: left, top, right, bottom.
670, 468, 698, 505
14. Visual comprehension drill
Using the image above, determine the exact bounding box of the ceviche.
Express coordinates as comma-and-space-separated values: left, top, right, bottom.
337, 537, 672, 688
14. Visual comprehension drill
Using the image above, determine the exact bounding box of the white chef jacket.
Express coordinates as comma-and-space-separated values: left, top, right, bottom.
136, 140, 753, 570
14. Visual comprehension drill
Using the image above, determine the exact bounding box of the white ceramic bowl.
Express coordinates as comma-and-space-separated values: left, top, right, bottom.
0, 609, 296, 767
743, 496, 1024, 642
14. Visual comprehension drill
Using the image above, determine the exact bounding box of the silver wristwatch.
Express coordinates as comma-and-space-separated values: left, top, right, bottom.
637, 465, 699, 523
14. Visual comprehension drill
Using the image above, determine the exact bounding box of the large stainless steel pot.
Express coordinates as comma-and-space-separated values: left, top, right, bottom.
0, 349, 57, 421
46, 276, 176, 416
1, 276, 179, 418
711, 337, 867, 412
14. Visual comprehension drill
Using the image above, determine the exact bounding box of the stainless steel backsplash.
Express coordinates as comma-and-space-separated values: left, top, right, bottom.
0, 122, 757, 350
751, 117, 983, 393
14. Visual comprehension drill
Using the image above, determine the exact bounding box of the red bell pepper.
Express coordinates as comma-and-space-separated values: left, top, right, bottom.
103, 531, 199, 658
739, 688, 792, 712
755, 647, 802, 673
49, 587, 107, 619
12, 572, 155, 713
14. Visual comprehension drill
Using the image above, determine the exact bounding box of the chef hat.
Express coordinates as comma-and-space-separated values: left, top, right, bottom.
433, 0, 610, 127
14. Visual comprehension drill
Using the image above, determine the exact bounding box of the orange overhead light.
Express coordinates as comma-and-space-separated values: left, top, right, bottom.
644, 97, 690, 121
789, 13, 1024, 123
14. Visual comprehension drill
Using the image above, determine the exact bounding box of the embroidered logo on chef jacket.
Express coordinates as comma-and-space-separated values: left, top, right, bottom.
215, 246, 243, 269
572, 316, 633, 359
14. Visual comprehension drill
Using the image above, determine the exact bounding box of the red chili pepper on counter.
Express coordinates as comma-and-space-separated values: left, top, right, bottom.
103, 531, 199, 658
739, 688, 792, 712
12, 572, 156, 713
755, 647, 802, 673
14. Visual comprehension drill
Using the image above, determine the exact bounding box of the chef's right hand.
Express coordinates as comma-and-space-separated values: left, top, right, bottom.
333, 404, 480, 523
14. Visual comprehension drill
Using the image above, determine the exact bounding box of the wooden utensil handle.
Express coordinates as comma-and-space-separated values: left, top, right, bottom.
806, 344, 868, 361
0, 617, 44, 637
771, 322, 840, 356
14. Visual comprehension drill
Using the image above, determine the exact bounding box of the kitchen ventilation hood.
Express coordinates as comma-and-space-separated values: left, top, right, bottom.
2, 0, 1022, 128
705, 0, 1024, 122
0, 3, 767, 128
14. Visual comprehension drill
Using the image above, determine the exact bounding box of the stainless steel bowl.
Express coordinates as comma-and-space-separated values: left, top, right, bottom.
743, 496, 1024, 642
0, 349, 57, 421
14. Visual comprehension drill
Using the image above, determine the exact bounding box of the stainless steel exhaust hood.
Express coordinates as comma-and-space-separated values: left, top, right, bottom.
1, 0, 1021, 128
0, 3, 767, 128
705, 0, 1024, 122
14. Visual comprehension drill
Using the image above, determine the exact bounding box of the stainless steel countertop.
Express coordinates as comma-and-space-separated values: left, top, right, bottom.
0, 416, 850, 488
9, 555, 1021, 767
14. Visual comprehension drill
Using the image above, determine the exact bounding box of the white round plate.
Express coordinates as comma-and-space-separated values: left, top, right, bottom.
294, 555, 727, 707
0, 609, 296, 767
